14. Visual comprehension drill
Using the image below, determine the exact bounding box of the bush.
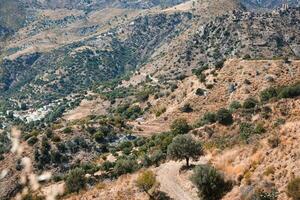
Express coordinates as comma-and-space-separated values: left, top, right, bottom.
196, 88, 205, 96
167, 135, 203, 167
250, 189, 278, 200
63, 127, 72, 134
65, 168, 86, 193
243, 98, 258, 109
151, 150, 165, 167
180, 103, 193, 113
191, 164, 232, 200
136, 170, 157, 197
27, 136, 38, 146
201, 112, 217, 124
113, 158, 139, 176
216, 108, 233, 126
286, 177, 300, 200
170, 118, 190, 135
278, 84, 300, 99
268, 136, 280, 148
153, 106, 166, 117
101, 160, 115, 171
260, 87, 277, 102
239, 123, 255, 142
229, 101, 241, 111
94, 132, 105, 143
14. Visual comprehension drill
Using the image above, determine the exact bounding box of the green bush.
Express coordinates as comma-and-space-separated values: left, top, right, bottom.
286, 177, 300, 200
113, 158, 139, 176
229, 101, 241, 111
203, 112, 217, 123
180, 103, 193, 113
260, 87, 277, 102
136, 170, 157, 198
278, 84, 300, 99
94, 132, 105, 143
170, 118, 190, 135
151, 150, 165, 167
216, 108, 233, 126
65, 168, 86, 193
239, 123, 255, 142
243, 98, 258, 109
196, 88, 205, 96
191, 164, 232, 200
63, 127, 72, 134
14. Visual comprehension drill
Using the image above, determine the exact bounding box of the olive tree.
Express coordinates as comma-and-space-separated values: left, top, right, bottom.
167, 135, 203, 167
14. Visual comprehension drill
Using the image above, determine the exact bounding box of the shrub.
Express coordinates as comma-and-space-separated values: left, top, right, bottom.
170, 118, 190, 135
63, 127, 72, 134
153, 106, 166, 117
27, 136, 38, 146
180, 103, 193, 113
191, 164, 232, 200
254, 123, 266, 134
65, 168, 86, 193
113, 158, 139, 176
136, 170, 157, 198
260, 87, 277, 102
263, 166, 275, 176
286, 177, 300, 200
243, 98, 258, 109
200, 112, 217, 125
151, 150, 165, 167
239, 123, 255, 142
167, 135, 203, 167
196, 88, 205, 96
250, 189, 278, 200
94, 132, 105, 143
216, 108, 233, 126
229, 101, 241, 111
101, 160, 115, 171
268, 136, 280, 148
278, 83, 300, 99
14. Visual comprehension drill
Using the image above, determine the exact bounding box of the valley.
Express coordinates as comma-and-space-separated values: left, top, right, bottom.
0, 0, 300, 200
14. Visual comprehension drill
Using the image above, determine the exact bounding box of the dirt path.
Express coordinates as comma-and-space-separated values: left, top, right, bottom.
157, 161, 194, 200
156, 157, 209, 200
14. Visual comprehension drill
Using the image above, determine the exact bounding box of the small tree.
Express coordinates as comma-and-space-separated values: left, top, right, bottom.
65, 168, 86, 193
167, 135, 203, 167
191, 164, 232, 200
170, 118, 190, 135
136, 170, 157, 198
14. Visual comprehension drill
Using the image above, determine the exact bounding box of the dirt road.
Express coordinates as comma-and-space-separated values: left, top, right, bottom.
156, 157, 209, 200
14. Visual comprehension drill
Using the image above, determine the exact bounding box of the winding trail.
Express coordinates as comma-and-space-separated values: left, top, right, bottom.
156, 157, 210, 200
157, 161, 194, 200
